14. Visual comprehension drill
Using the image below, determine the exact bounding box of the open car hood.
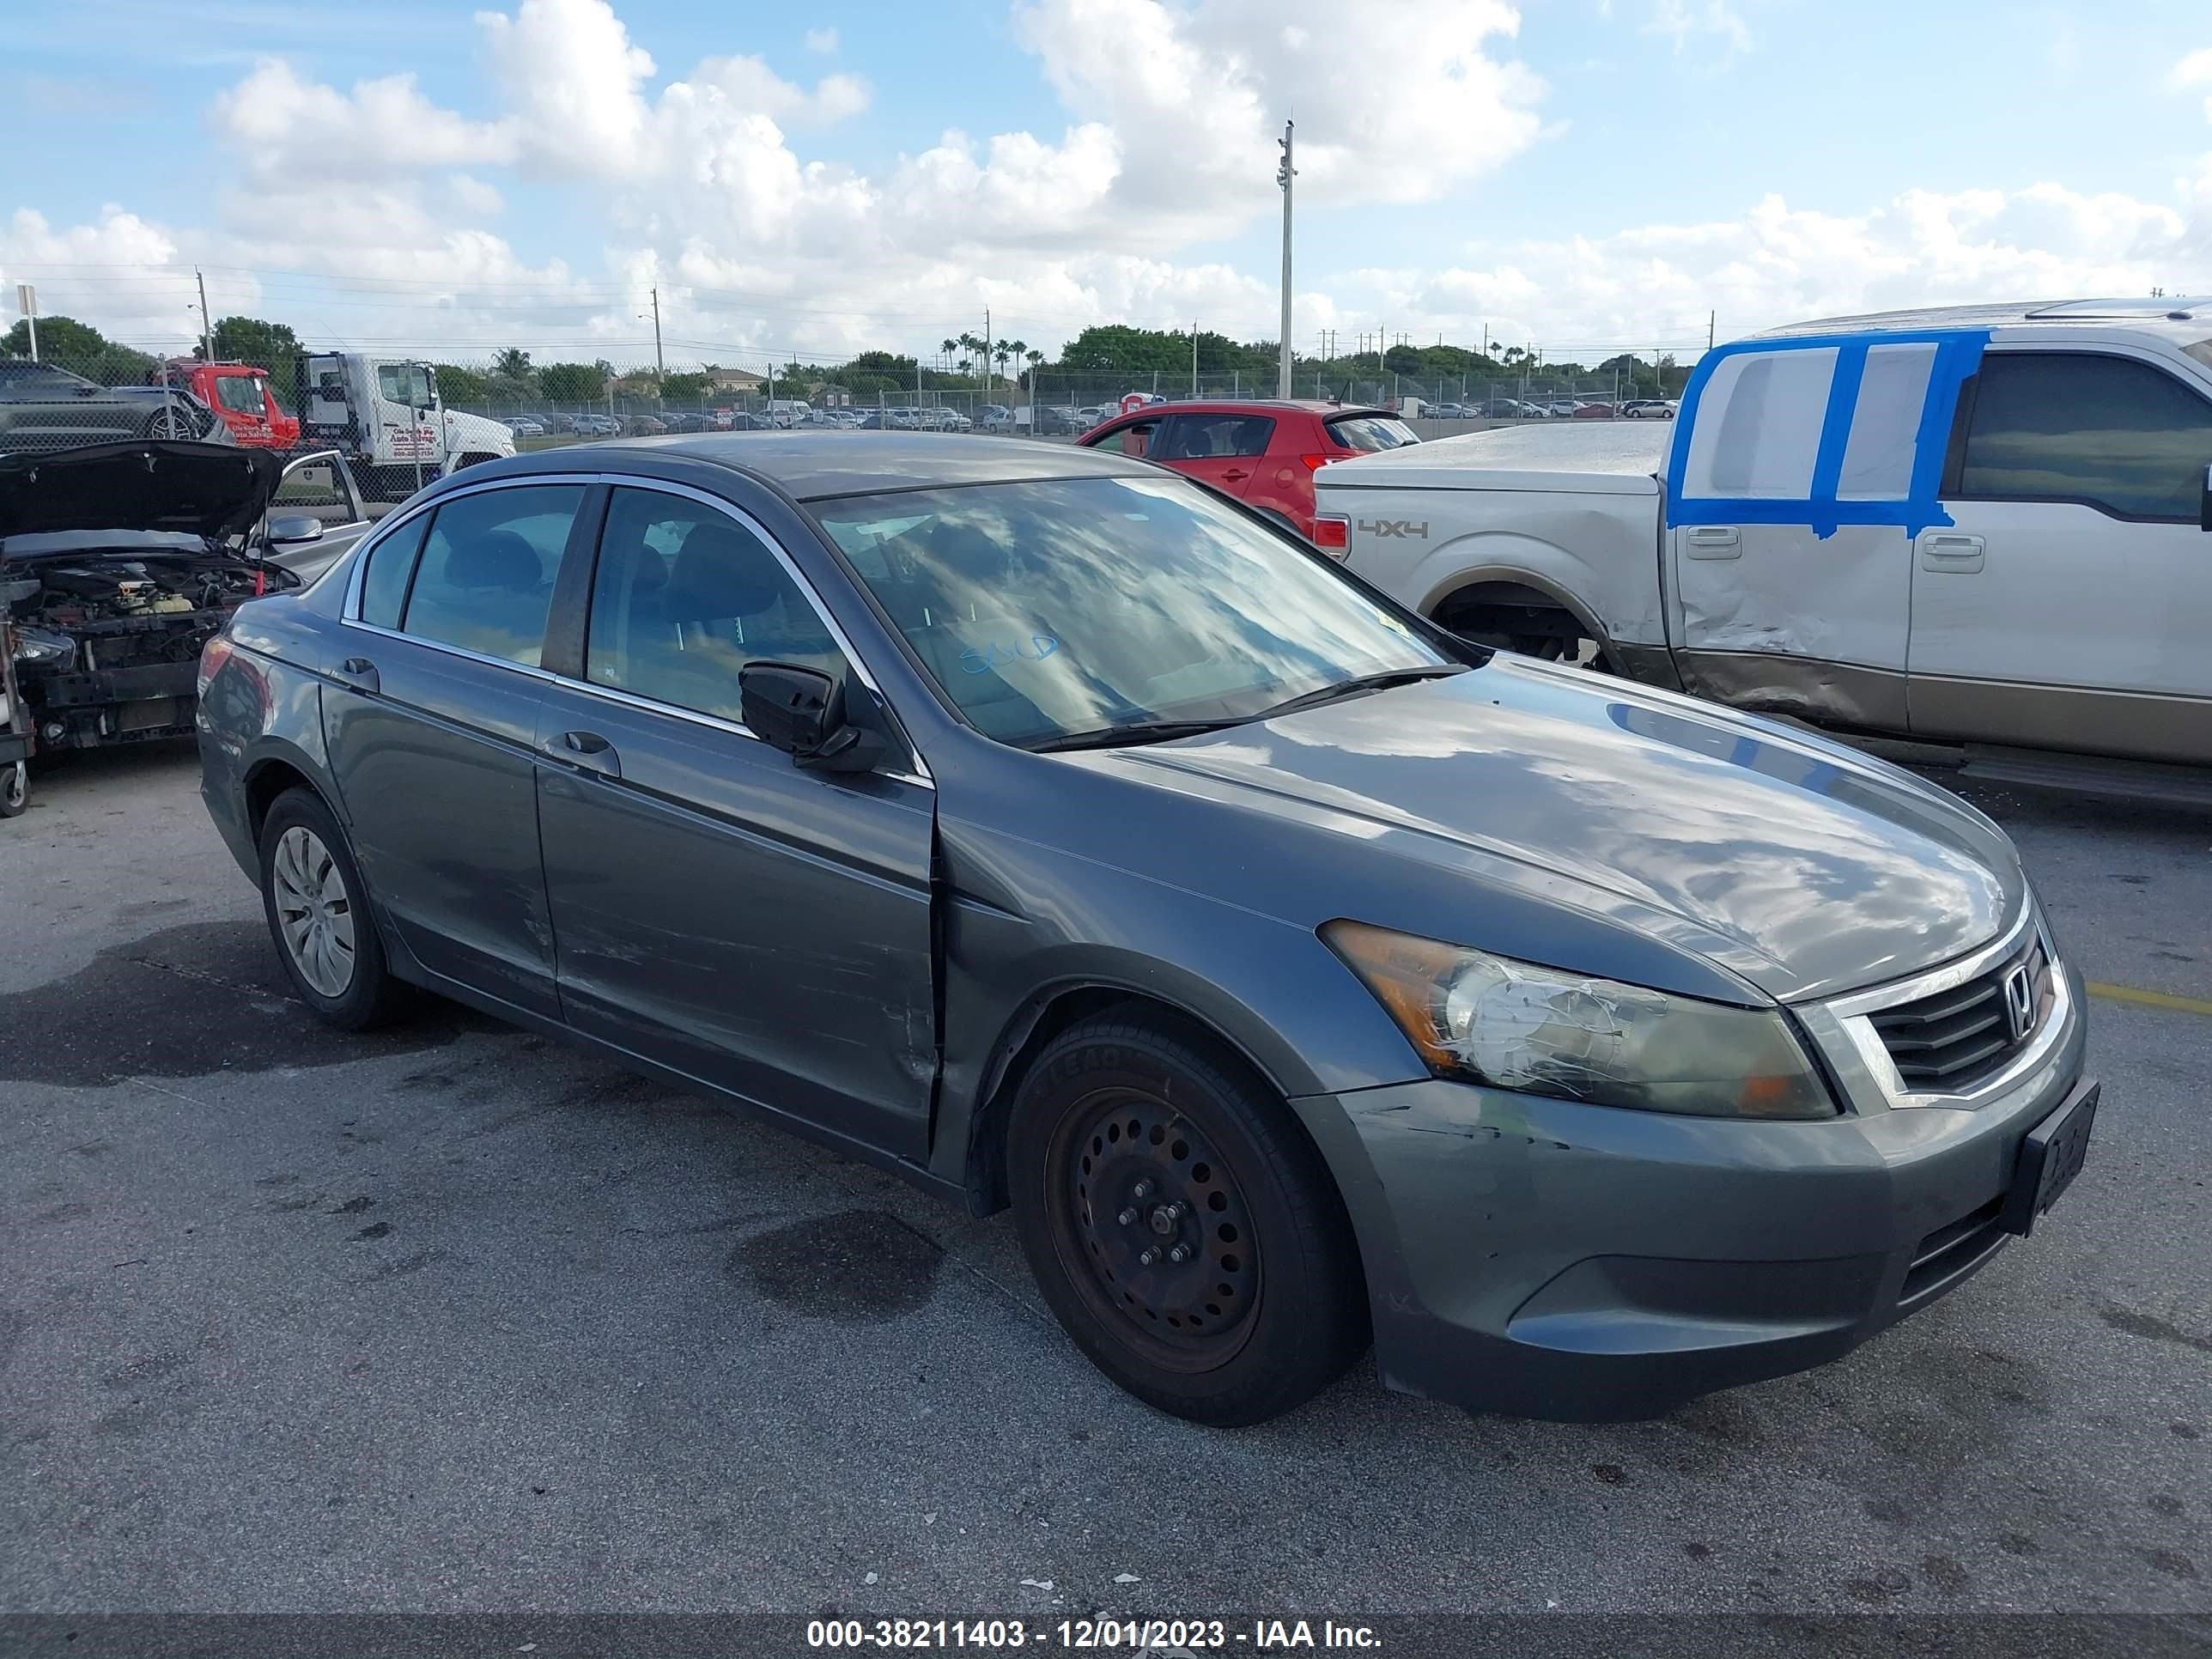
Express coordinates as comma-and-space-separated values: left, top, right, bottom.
0, 441, 281, 546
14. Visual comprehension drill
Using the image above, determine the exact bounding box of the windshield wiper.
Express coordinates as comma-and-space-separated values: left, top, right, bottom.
1254, 665, 1465, 720
1029, 718, 1251, 753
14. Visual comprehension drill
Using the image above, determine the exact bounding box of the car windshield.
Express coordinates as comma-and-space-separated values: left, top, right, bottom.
2188, 339, 2212, 374
1328, 415, 1421, 452
811, 474, 1453, 748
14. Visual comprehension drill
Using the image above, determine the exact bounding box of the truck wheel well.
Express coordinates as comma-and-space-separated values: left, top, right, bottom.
963, 987, 1307, 1218
1431, 580, 1613, 670
453, 453, 497, 470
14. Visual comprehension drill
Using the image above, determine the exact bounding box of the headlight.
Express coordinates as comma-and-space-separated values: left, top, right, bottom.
1322, 920, 1836, 1120
10, 626, 76, 672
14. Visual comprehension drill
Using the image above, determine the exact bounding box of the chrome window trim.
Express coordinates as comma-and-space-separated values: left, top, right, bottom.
336, 469, 933, 788
1794, 905, 2072, 1111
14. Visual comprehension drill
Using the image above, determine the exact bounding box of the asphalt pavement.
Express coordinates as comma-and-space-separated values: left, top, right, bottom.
2, 741, 2207, 1624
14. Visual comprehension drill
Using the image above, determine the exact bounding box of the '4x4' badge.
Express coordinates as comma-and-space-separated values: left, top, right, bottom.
1358, 519, 1430, 538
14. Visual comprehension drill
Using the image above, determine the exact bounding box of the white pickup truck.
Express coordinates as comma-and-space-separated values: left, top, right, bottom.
295, 352, 516, 500
1316, 297, 2212, 787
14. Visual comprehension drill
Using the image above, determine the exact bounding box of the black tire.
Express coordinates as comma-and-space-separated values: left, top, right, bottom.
257, 787, 411, 1030
143, 404, 204, 440
1006, 1012, 1368, 1425
0, 760, 27, 818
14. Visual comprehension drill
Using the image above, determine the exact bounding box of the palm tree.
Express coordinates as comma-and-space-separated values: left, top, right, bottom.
940, 337, 960, 374
1024, 348, 1043, 372
493, 347, 534, 385
958, 332, 988, 387
994, 338, 1015, 380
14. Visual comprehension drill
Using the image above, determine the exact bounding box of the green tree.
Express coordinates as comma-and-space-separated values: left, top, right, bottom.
3, 314, 157, 385
659, 371, 714, 404
538, 361, 607, 404
429, 363, 491, 407
205, 315, 299, 373
492, 348, 534, 384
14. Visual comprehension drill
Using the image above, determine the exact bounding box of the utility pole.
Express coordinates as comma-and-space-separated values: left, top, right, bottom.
1708, 310, 1716, 350
651, 287, 664, 378
14, 283, 36, 362
195, 268, 212, 361
1275, 119, 1295, 398
983, 304, 992, 396
1191, 320, 1198, 398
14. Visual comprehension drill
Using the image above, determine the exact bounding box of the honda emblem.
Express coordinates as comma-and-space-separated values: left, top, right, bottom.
2002, 964, 2036, 1042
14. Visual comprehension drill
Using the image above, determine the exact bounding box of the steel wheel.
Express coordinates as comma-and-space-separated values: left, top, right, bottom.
0, 760, 26, 818
1048, 1086, 1262, 1374
270, 824, 356, 998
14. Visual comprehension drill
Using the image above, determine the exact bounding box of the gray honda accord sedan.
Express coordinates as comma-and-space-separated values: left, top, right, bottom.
196, 434, 2098, 1425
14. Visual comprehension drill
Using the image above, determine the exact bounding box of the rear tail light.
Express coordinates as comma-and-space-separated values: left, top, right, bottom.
197, 633, 236, 698
1299, 453, 1333, 472
1310, 514, 1350, 556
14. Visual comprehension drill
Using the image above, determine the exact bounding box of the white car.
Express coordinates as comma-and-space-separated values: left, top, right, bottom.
1625, 399, 1679, 419
1316, 295, 2212, 791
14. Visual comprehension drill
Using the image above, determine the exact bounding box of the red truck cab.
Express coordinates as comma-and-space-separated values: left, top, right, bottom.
1076, 399, 1418, 540
152, 362, 301, 450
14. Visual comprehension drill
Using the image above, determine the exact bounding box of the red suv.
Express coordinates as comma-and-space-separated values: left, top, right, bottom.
1076, 400, 1417, 541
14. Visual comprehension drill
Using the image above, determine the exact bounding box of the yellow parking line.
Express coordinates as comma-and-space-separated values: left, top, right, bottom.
2085, 981, 2212, 1018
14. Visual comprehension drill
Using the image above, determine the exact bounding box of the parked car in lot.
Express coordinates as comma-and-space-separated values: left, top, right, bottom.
1, 359, 228, 451
1571, 401, 1617, 419
502, 416, 547, 437
1078, 399, 1419, 541
570, 414, 621, 436
978, 404, 1016, 432
0, 441, 368, 805
1315, 297, 2212, 791
196, 431, 2098, 1425
1625, 398, 1679, 419
1478, 398, 1538, 419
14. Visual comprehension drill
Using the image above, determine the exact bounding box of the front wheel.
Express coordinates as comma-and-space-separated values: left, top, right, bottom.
0, 760, 27, 818
1007, 1012, 1369, 1425
258, 787, 411, 1029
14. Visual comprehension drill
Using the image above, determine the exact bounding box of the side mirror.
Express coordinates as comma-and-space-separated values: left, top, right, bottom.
738, 661, 886, 774
2201, 462, 2211, 532
265, 513, 325, 546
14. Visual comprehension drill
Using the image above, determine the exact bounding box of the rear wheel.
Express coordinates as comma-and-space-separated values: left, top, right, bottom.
1007, 1012, 1368, 1425
142, 404, 204, 440
1433, 586, 1614, 671
258, 787, 410, 1030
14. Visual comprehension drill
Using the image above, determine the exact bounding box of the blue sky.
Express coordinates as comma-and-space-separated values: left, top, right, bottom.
5, 0, 2209, 368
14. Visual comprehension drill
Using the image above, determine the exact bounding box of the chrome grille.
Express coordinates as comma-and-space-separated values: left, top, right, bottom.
1866, 939, 2051, 1093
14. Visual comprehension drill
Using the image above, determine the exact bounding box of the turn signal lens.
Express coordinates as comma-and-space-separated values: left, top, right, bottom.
1299, 453, 1333, 472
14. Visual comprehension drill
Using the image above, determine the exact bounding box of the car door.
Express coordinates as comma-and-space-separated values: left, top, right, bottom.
530, 483, 938, 1157
1155, 413, 1273, 505
210, 372, 271, 444
321, 477, 597, 1017
1908, 348, 2212, 763
1667, 336, 1972, 729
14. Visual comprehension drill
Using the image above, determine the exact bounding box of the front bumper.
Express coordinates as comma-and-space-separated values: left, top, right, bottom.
1292, 957, 2092, 1421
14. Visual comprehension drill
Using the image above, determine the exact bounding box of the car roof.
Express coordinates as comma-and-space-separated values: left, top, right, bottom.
555, 431, 1158, 501
1101, 399, 1384, 418
1756, 296, 2212, 344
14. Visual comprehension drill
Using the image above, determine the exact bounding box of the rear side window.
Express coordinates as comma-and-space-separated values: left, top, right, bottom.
357, 513, 430, 629
1686, 347, 1836, 498
1326, 416, 1419, 453
399, 485, 583, 665
1157, 415, 1275, 459
1957, 353, 2212, 520
585, 488, 845, 722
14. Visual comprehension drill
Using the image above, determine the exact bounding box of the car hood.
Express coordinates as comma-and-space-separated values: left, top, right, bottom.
0, 441, 279, 544
1108, 657, 2022, 1003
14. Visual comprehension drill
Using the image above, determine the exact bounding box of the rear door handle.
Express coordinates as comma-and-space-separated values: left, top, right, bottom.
543, 729, 621, 780
335, 657, 380, 695
1918, 532, 1985, 573
1684, 526, 1741, 559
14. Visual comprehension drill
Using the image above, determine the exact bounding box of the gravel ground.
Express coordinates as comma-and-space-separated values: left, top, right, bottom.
2, 742, 2207, 1631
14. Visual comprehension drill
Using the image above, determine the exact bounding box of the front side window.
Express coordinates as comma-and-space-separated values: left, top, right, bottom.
215, 374, 267, 415
374, 364, 434, 406
398, 484, 581, 665
1956, 352, 2212, 520
586, 489, 845, 723
1157, 415, 1274, 460
811, 475, 1449, 747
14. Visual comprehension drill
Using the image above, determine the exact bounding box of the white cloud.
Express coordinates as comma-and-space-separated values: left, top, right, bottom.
2175, 46, 2212, 120
1644, 0, 1751, 54
805, 27, 838, 54
208, 59, 515, 179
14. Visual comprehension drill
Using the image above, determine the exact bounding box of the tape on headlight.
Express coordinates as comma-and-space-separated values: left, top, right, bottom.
1322, 920, 1836, 1120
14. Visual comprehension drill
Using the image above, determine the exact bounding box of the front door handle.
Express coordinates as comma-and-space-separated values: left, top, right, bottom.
1918, 532, 1986, 574
544, 729, 621, 779
1222, 468, 1250, 482
1684, 526, 1741, 559
336, 657, 379, 695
